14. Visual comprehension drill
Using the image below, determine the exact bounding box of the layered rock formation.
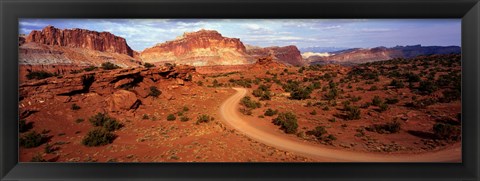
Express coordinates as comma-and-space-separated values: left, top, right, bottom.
26, 26, 134, 56
140, 30, 252, 66
247, 45, 305, 66
19, 65, 195, 112
307, 45, 461, 65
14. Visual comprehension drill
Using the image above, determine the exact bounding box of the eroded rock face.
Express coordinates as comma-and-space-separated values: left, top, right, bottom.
26, 26, 134, 57
247, 45, 305, 66
19, 65, 196, 110
107, 90, 140, 112
140, 30, 252, 66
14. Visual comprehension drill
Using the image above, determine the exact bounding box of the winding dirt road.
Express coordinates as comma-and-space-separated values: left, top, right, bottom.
219, 87, 461, 162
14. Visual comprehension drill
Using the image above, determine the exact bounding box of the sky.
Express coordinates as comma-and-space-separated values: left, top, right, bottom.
19, 19, 461, 52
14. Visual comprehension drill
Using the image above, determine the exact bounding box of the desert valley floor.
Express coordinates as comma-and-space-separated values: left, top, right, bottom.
19, 55, 461, 162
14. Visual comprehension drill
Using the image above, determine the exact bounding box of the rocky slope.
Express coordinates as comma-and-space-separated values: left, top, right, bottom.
307, 45, 461, 65
140, 30, 252, 66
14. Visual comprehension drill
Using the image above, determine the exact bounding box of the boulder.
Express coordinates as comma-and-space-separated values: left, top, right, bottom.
107, 90, 141, 112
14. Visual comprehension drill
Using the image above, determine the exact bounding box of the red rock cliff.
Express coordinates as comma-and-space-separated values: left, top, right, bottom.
247, 45, 305, 66
140, 30, 252, 66
26, 25, 134, 57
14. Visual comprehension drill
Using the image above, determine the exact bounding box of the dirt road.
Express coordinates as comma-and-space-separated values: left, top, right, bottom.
219, 87, 462, 162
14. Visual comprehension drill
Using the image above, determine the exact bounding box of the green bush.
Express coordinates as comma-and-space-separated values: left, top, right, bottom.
167, 114, 176, 121
418, 80, 438, 95
433, 123, 460, 140
196, 114, 214, 124
290, 87, 312, 100
81, 128, 116, 147
30, 153, 46, 162
366, 121, 401, 134
101, 62, 120, 70
84, 66, 98, 72
142, 114, 149, 120
310, 110, 317, 115
75, 118, 84, 123
306, 126, 327, 139
240, 96, 261, 109
148, 86, 161, 97
144, 63, 155, 68
26, 71, 54, 80
378, 103, 389, 112
345, 105, 361, 120
88, 113, 122, 131
264, 108, 278, 116
180, 116, 190, 122
272, 112, 298, 134
372, 96, 383, 106
20, 131, 47, 148
19, 119, 31, 133
71, 103, 81, 110
389, 79, 405, 88
385, 97, 399, 104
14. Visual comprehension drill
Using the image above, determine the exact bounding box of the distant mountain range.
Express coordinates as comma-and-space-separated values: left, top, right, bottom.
299, 46, 350, 53
306, 45, 461, 65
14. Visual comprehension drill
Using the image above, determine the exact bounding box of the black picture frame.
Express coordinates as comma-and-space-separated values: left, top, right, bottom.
1, 0, 479, 180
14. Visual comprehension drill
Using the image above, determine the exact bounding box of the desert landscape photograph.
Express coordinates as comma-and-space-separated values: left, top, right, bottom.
18, 19, 461, 162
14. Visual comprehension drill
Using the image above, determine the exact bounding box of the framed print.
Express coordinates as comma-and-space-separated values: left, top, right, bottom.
1, 0, 479, 180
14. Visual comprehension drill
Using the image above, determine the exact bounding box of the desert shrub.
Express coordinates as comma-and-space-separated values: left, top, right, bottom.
102, 119, 123, 131
372, 96, 383, 106
389, 79, 405, 88
30, 153, 46, 162
182, 106, 189, 112
252, 85, 272, 100
26, 71, 54, 80
378, 103, 389, 112
324, 88, 339, 100
433, 123, 461, 140
167, 114, 176, 121
369, 85, 378, 91
71, 103, 81, 110
44, 143, 55, 154
20, 131, 47, 148
345, 105, 361, 120
89, 112, 122, 131
349, 96, 361, 102
264, 108, 278, 116
239, 107, 253, 115
310, 110, 317, 115
306, 126, 327, 139
142, 114, 149, 120
404, 72, 421, 82
75, 118, 84, 123
360, 102, 371, 109
366, 120, 401, 134
180, 116, 190, 122
418, 80, 438, 95
385, 97, 399, 104
405, 98, 437, 109
439, 89, 461, 103
323, 106, 330, 111
240, 96, 261, 109
19, 119, 31, 133
84, 66, 98, 72
272, 112, 298, 134
144, 63, 155, 68
148, 86, 161, 97
196, 114, 214, 124
81, 128, 116, 147
290, 87, 312, 100
101, 62, 120, 70
196, 81, 204, 86
326, 134, 337, 141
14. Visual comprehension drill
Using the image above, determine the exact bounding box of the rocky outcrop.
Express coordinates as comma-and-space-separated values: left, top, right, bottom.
19, 65, 196, 109
247, 45, 305, 66
140, 30, 252, 66
308, 45, 461, 65
26, 25, 134, 57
